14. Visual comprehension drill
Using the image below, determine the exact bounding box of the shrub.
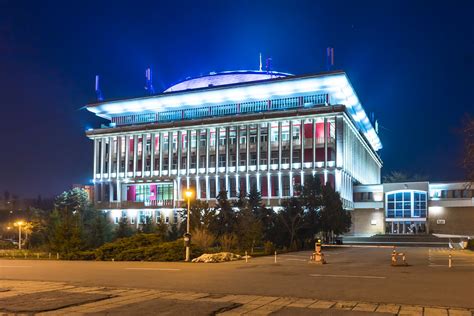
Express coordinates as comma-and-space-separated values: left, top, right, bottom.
66, 250, 96, 260
191, 228, 215, 250
0, 240, 16, 249
264, 241, 275, 255
219, 233, 238, 252
468, 239, 474, 251
95, 234, 204, 261
95, 233, 162, 260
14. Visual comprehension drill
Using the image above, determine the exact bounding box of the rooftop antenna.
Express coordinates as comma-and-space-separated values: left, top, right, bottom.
266, 57, 272, 74
259, 53, 263, 71
95, 75, 103, 101
326, 47, 334, 71
145, 67, 155, 95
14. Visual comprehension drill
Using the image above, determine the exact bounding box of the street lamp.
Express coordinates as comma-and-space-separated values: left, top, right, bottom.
184, 189, 193, 262
14, 220, 25, 250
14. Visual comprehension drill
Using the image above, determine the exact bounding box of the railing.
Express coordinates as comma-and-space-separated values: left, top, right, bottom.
111, 93, 329, 126
95, 200, 174, 209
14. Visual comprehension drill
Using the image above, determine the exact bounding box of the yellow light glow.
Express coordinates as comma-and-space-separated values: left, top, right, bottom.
184, 190, 193, 199
14, 220, 25, 226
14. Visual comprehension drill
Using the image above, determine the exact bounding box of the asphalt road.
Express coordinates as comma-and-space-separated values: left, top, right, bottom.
1, 247, 474, 309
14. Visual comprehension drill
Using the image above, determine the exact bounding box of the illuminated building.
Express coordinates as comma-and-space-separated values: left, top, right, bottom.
85, 70, 382, 226
353, 181, 474, 236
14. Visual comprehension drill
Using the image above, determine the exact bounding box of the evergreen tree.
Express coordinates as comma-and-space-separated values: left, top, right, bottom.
214, 190, 236, 236
115, 217, 133, 239
140, 216, 155, 234
319, 183, 352, 241
298, 175, 323, 243
278, 197, 305, 249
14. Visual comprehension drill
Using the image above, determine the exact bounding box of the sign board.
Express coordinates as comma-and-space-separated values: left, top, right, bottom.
436, 219, 446, 225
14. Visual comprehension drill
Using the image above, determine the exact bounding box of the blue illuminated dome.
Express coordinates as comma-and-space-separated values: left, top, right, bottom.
164, 70, 292, 93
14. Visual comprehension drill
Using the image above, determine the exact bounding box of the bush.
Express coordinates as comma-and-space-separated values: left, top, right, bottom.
264, 241, 275, 255
66, 250, 96, 260
95, 234, 204, 261
468, 239, 474, 251
95, 233, 162, 260
0, 240, 16, 249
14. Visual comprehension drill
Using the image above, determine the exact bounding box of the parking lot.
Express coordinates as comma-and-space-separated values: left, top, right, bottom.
2, 246, 474, 309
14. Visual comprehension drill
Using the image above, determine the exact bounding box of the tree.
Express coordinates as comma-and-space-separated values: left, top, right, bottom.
155, 218, 169, 240
115, 217, 133, 239
278, 197, 305, 249
234, 190, 262, 253
382, 171, 427, 183
319, 183, 351, 242
213, 190, 236, 236
463, 116, 474, 182
140, 216, 155, 234
297, 175, 323, 243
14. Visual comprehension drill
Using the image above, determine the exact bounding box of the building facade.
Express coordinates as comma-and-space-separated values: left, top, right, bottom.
85, 70, 382, 227
352, 181, 474, 236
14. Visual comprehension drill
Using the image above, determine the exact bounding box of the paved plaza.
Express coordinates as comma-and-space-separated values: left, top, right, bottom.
1, 247, 474, 315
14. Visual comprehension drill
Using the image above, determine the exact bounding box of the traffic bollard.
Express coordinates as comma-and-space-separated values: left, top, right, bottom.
48, 252, 51, 259
274, 251, 277, 263
449, 254, 452, 268
56, 253, 59, 260
245, 251, 248, 263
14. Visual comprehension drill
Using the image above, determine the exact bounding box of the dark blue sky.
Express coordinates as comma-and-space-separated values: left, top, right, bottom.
0, 0, 472, 198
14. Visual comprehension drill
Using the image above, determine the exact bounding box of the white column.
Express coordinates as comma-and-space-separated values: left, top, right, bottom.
197, 129, 201, 171
100, 138, 105, 178
186, 130, 191, 175
141, 134, 146, 176
124, 135, 129, 177
116, 136, 120, 176
150, 133, 155, 175
289, 121, 293, 170
108, 137, 112, 179
278, 121, 282, 171
267, 123, 271, 170
300, 119, 305, 168
205, 128, 210, 174
133, 134, 138, 176
168, 131, 172, 174
256, 124, 261, 171
159, 132, 164, 177
93, 138, 98, 178
312, 119, 316, 169
177, 130, 182, 175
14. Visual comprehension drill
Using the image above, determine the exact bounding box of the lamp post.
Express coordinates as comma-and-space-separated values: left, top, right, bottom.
14, 221, 24, 250
184, 189, 193, 262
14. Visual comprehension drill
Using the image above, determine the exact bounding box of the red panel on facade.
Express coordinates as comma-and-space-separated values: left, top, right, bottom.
127, 185, 136, 201
150, 185, 157, 201
271, 176, 278, 197
261, 178, 268, 197
129, 138, 134, 153
304, 123, 313, 138
316, 122, 325, 139
316, 148, 325, 161
304, 149, 312, 162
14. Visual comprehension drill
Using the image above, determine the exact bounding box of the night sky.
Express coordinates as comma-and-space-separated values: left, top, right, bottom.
0, 1, 472, 198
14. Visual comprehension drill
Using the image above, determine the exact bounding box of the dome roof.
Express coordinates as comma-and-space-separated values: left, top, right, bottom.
164, 70, 292, 93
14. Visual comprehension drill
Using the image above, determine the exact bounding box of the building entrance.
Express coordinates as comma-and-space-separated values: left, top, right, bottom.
385, 221, 426, 234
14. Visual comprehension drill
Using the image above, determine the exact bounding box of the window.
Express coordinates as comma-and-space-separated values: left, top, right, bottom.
386, 190, 427, 218
292, 125, 300, 141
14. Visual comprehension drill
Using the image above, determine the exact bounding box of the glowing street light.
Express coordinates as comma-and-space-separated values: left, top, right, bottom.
13, 220, 25, 250
184, 189, 194, 262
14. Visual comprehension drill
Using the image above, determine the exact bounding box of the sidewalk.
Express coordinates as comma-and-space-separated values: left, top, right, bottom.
0, 280, 472, 315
